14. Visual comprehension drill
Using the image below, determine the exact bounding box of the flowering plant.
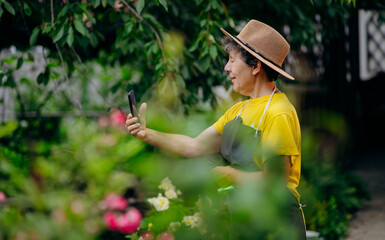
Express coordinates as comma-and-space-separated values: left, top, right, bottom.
129, 177, 207, 240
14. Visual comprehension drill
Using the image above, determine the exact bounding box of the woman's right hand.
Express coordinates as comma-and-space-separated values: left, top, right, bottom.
125, 103, 147, 140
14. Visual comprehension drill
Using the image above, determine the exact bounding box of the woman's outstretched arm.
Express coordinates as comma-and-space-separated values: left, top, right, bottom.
125, 103, 222, 158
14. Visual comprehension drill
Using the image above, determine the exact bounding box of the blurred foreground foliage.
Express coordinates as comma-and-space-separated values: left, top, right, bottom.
0, 113, 300, 240
1, 108, 369, 239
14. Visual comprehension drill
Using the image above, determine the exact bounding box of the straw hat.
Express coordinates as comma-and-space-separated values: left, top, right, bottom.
220, 19, 294, 80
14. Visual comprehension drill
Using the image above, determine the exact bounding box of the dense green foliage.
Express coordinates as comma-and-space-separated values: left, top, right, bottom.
1, 0, 370, 115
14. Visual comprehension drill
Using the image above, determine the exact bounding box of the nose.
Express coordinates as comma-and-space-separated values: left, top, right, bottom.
224, 60, 231, 73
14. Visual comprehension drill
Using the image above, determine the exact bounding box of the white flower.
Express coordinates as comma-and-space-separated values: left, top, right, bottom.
165, 188, 178, 199
182, 215, 196, 227
158, 177, 175, 191
169, 222, 181, 232
183, 212, 206, 234
147, 194, 169, 211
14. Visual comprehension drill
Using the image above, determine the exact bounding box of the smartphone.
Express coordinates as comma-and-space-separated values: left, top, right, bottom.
127, 90, 138, 118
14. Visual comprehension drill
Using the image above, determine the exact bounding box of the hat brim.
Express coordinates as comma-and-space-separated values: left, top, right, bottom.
220, 28, 295, 80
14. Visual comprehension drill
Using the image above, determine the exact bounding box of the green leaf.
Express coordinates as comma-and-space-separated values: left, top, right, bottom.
201, 56, 211, 72
40, 23, 50, 34
58, 4, 71, 18
123, 21, 134, 36
200, 45, 209, 57
188, 40, 200, 52
159, 0, 168, 11
23, 2, 31, 16
37, 68, 50, 86
94, 0, 101, 8
74, 19, 87, 36
3, 1, 15, 15
27, 53, 34, 61
0, 73, 5, 86
111, 82, 122, 93
136, 0, 145, 14
16, 58, 23, 69
0, 121, 19, 138
175, 74, 185, 88
83, 9, 96, 24
53, 26, 65, 43
67, 27, 74, 47
4, 76, 15, 88
37, 73, 45, 85
90, 33, 98, 47
30, 27, 40, 46
209, 45, 218, 60
102, 0, 107, 8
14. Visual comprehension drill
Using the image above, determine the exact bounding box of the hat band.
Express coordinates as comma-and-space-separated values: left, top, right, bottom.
234, 36, 282, 69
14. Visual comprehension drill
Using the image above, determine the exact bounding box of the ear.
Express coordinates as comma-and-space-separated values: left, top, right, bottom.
252, 61, 262, 76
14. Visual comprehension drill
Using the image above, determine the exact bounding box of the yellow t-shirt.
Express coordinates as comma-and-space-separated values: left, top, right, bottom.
213, 93, 301, 201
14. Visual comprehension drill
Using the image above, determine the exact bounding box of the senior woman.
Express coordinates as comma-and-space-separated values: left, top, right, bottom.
126, 20, 306, 239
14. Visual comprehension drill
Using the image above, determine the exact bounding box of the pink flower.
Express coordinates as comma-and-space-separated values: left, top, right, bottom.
0, 191, 6, 202
156, 232, 175, 240
118, 207, 142, 234
103, 193, 128, 211
110, 108, 127, 127
104, 212, 120, 231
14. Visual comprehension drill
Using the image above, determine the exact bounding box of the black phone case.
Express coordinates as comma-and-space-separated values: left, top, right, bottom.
127, 90, 137, 117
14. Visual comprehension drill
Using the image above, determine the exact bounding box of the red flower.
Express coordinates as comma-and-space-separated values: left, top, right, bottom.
110, 108, 127, 127
103, 193, 128, 211
104, 212, 120, 231
118, 207, 142, 234
0, 191, 6, 202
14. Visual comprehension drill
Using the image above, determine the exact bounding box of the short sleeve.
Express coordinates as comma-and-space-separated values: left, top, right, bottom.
213, 102, 244, 135
213, 114, 227, 135
261, 114, 300, 161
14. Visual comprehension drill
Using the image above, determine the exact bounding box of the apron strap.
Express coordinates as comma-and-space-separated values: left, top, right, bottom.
235, 100, 250, 119
234, 86, 277, 135
254, 86, 276, 136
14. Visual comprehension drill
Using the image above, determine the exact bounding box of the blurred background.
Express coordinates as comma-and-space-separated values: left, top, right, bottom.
0, 0, 384, 239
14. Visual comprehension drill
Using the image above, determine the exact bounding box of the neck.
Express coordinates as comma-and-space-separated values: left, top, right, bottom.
249, 76, 276, 99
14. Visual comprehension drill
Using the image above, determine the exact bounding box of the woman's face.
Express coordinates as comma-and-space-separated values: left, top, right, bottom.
224, 50, 256, 96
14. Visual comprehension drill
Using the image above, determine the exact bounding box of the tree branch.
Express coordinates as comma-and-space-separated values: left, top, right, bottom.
50, 0, 86, 120
55, 44, 86, 120
13, 77, 26, 119
71, 47, 89, 72
18, 0, 31, 35
120, 0, 166, 61
50, 0, 54, 27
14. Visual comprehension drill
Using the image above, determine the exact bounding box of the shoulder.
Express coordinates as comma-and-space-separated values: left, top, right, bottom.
268, 94, 297, 117
264, 93, 299, 127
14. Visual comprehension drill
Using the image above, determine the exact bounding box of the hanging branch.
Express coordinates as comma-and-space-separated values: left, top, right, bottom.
71, 47, 89, 72
18, 0, 31, 35
50, 0, 86, 120
13, 77, 26, 119
120, 0, 166, 61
